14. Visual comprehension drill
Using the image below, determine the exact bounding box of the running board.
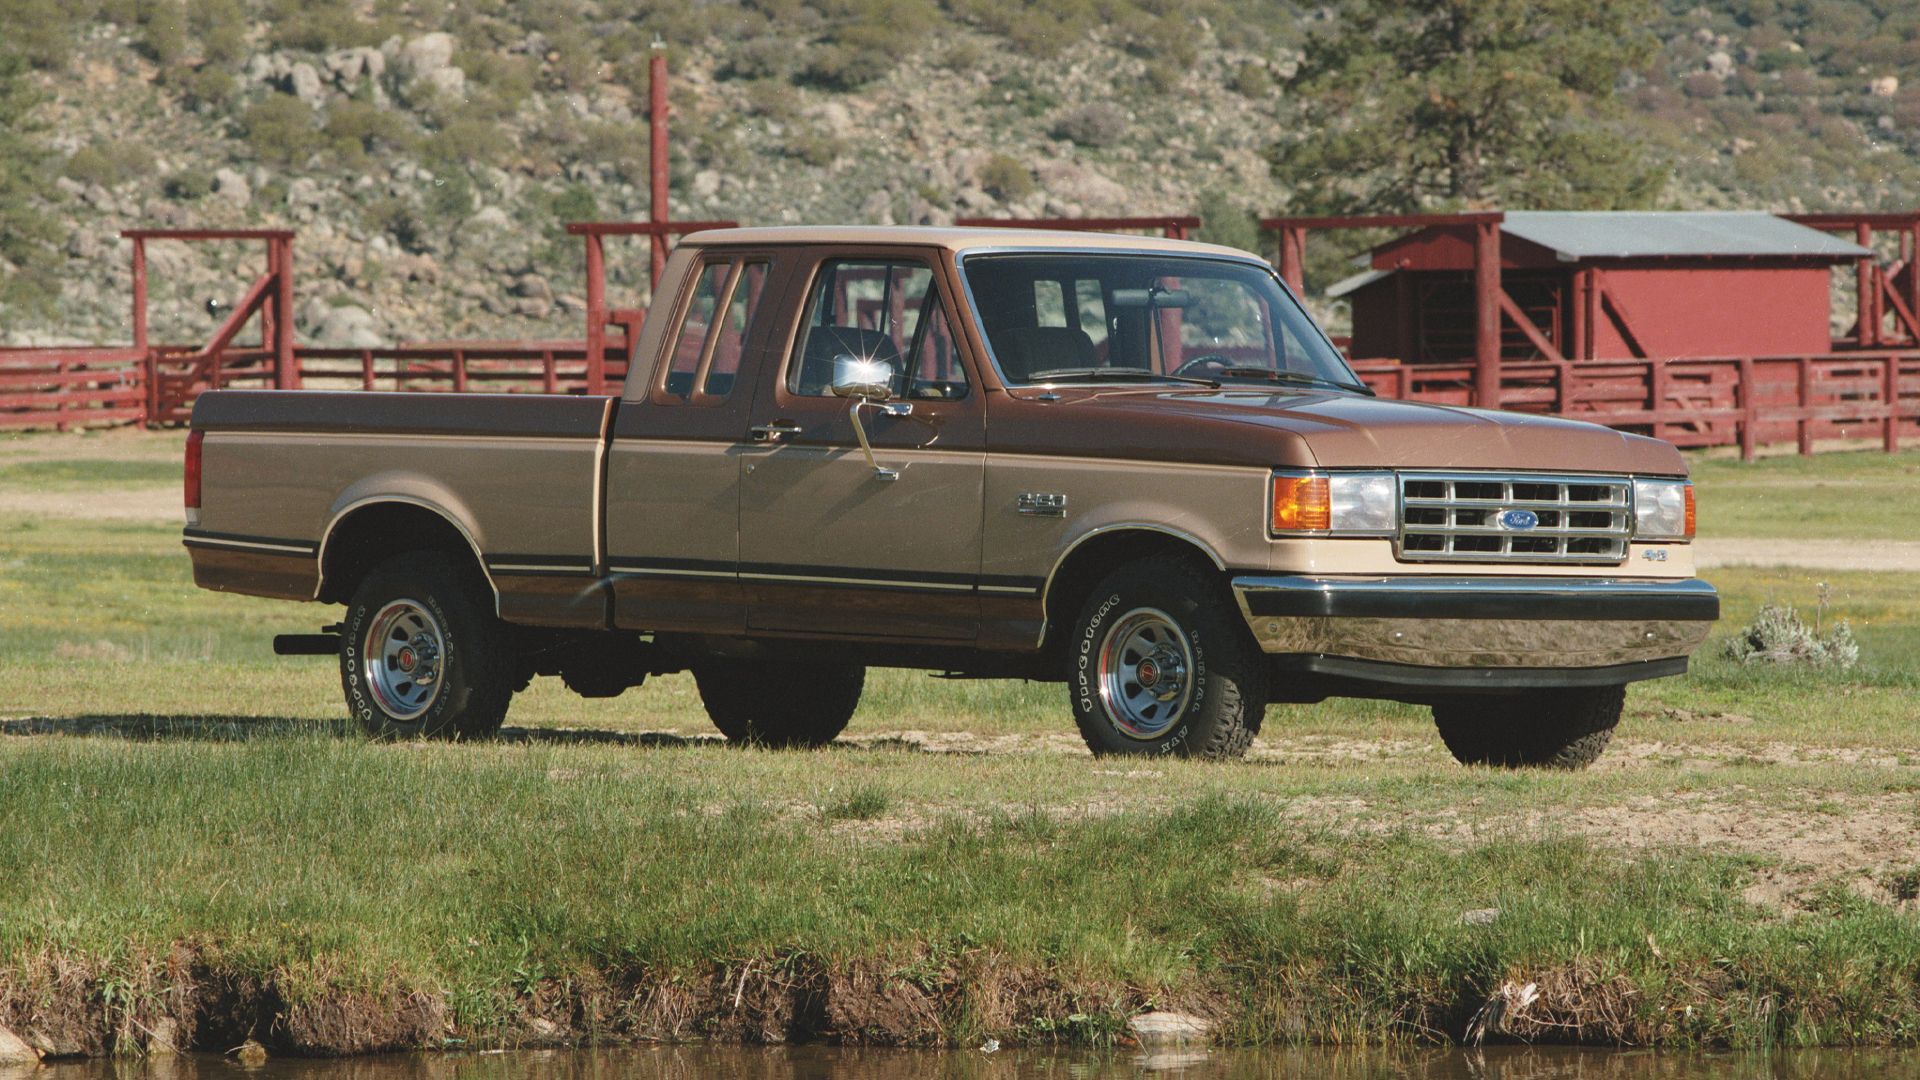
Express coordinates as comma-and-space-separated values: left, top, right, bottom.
274, 624, 343, 656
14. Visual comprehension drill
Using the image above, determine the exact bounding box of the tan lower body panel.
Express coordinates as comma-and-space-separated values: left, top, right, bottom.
188, 546, 319, 603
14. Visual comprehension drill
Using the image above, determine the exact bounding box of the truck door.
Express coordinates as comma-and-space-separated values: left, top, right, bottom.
606, 252, 781, 634
738, 256, 986, 640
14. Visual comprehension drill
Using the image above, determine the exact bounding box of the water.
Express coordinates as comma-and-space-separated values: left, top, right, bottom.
28, 1046, 1920, 1080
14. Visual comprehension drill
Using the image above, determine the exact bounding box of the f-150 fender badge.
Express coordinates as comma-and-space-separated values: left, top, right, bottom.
1641, 548, 1669, 562
1017, 492, 1068, 517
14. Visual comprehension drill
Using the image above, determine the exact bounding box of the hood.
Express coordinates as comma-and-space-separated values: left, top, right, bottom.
999, 387, 1688, 475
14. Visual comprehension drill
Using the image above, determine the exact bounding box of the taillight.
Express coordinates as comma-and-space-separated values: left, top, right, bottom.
184, 429, 205, 510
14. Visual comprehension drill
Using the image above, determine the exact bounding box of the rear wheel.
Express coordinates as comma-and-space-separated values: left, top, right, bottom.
341, 552, 514, 740
1431, 685, 1624, 769
693, 660, 863, 748
1067, 557, 1267, 759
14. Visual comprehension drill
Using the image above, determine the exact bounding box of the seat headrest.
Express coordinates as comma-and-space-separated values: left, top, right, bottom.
993, 326, 1097, 381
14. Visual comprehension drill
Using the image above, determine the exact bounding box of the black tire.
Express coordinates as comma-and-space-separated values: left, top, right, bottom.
693, 660, 863, 748
1067, 556, 1268, 759
341, 551, 514, 740
1430, 685, 1624, 769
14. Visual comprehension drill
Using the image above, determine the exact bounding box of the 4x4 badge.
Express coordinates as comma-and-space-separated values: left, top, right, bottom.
1017, 492, 1068, 517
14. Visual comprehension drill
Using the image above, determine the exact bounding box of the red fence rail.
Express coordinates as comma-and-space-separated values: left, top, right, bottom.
1349, 353, 1920, 460
0, 348, 148, 431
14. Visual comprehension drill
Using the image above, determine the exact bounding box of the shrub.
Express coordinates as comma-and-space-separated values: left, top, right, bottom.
978, 153, 1034, 201
785, 130, 844, 168
1193, 190, 1261, 254
424, 115, 514, 168
163, 172, 213, 200
424, 170, 474, 222
238, 95, 320, 165
719, 38, 793, 82
63, 142, 155, 188
1230, 62, 1270, 98
322, 101, 415, 164
1050, 103, 1125, 147
1722, 599, 1858, 669
176, 65, 238, 112
1682, 72, 1724, 99
264, 0, 389, 51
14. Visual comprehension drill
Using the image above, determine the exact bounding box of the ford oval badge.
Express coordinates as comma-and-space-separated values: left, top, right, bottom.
1499, 509, 1539, 531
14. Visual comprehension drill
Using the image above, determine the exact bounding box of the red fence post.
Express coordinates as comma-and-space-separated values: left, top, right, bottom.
1857, 224, 1877, 348
1276, 226, 1306, 294
1738, 357, 1758, 461
1888, 356, 1902, 454
277, 235, 300, 389
361, 349, 375, 390
453, 349, 468, 393
584, 230, 606, 396
649, 48, 670, 289
1649, 357, 1669, 443
131, 237, 150, 425
1797, 356, 1813, 456
1473, 220, 1501, 409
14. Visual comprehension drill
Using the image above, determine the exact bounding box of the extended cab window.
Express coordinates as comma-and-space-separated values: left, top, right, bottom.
661, 258, 769, 401
788, 260, 969, 400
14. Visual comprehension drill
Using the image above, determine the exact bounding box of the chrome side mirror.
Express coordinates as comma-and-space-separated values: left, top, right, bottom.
831, 356, 895, 402
829, 355, 900, 482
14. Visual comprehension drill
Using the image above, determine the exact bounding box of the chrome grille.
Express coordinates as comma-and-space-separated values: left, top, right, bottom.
1397, 473, 1632, 564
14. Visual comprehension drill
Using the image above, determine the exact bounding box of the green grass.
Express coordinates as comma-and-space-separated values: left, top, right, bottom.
1690, 448, 1920, 541
2, 430, 1919, 1052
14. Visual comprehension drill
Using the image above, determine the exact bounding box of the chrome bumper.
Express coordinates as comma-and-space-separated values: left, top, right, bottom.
1230, 575, 1719, 671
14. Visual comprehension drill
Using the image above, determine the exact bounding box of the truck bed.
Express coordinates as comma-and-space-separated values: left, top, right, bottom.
186, 390, 615, 627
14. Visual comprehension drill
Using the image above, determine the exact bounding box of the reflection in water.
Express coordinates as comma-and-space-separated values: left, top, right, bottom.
22, 1046, 1920, 1080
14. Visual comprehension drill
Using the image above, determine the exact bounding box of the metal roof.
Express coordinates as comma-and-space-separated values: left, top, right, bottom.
1501, 211, 1869, 261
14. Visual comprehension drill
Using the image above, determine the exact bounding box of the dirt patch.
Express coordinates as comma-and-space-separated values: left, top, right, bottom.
0, 487, 179, 522
1694, 537, 1920, 572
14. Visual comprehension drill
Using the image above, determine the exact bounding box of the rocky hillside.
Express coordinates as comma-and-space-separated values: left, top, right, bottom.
6, 0, 1920, 349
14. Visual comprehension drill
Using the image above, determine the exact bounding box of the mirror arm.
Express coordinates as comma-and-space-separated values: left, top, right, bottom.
847, 399, 900, 482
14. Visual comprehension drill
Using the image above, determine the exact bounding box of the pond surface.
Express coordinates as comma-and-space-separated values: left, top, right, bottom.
27, 1046, 1920, 1080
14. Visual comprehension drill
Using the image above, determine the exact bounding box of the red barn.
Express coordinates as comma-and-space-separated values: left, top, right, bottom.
1327, 211, 1868, 363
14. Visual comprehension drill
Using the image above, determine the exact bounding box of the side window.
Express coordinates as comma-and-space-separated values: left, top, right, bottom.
907, 292, 968, 400
703, 261, 768, 398
790, 260, 967, 399
663, 262, 728, 398
660, 259, 767, 402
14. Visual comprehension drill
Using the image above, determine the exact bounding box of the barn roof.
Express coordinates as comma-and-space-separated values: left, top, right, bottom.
1501, 211, 1870, 261
1323, 211, 1870, 298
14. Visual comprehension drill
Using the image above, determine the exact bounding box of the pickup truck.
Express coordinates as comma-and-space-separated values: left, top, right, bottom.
184, 226, 1717, 767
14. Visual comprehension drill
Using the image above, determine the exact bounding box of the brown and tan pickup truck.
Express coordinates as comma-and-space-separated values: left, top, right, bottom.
184, 226, 1716, 767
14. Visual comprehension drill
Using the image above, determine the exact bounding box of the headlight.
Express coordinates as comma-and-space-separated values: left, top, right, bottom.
1632, 478, 1695, 541
1272, 471, 1396, 535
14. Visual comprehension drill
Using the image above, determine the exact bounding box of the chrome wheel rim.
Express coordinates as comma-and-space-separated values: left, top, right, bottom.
1097, 607, 1195, 740
364, 599, 445, 721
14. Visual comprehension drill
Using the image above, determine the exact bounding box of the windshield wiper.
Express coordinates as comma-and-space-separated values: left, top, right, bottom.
1215, 367, 1376, 396
1027, 367, 1220, 388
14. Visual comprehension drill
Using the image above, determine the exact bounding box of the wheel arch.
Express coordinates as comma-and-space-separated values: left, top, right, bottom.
316, 497, 498, 609
1039, 525, 1227, 653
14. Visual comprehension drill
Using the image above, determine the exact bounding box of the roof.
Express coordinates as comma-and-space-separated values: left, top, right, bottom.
1500, 211, 1869, 261
678, 225, 1260, 259
1325, 267, 1392, 299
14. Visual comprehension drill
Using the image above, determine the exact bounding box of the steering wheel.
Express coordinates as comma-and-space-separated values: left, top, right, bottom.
1172, 354, 1237, 378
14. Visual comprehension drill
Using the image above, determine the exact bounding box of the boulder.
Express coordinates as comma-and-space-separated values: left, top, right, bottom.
0, 1026, 38, 1065
310, 304, 383, 348
398, 32, 456, 79
211, 168, 251, 208
1127, 1011, 1213, 1046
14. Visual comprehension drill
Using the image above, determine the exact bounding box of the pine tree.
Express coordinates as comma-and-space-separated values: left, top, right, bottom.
1271, 0, 1668, 214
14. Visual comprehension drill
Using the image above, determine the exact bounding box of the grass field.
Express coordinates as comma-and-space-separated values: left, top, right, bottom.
2, 429, 1918, 1055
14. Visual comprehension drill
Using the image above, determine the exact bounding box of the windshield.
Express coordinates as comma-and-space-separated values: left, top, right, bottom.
959, 253, 1363, 390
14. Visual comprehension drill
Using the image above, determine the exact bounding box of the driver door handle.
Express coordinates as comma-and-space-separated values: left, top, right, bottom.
749, 421, 804, 443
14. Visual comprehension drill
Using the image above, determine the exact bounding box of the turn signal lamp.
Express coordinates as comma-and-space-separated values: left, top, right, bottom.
1271, 475, 1330, 532
1685, 484, 1697, 540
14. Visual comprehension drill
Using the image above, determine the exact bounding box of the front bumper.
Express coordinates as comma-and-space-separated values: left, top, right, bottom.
1230, 575, 1719, 681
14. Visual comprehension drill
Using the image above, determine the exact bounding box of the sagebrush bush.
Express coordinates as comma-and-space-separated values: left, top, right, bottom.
238, 95, 320, 165
1723, 602, 1859, 669
1050, 103, 1125, 147
63, 142, 155, 188
978, 153, 1034, 200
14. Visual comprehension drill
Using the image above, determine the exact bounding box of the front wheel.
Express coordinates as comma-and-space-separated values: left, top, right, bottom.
1067, 557, 1268, 759
1431, 685, 1624, 769
341, 552, 514, 740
